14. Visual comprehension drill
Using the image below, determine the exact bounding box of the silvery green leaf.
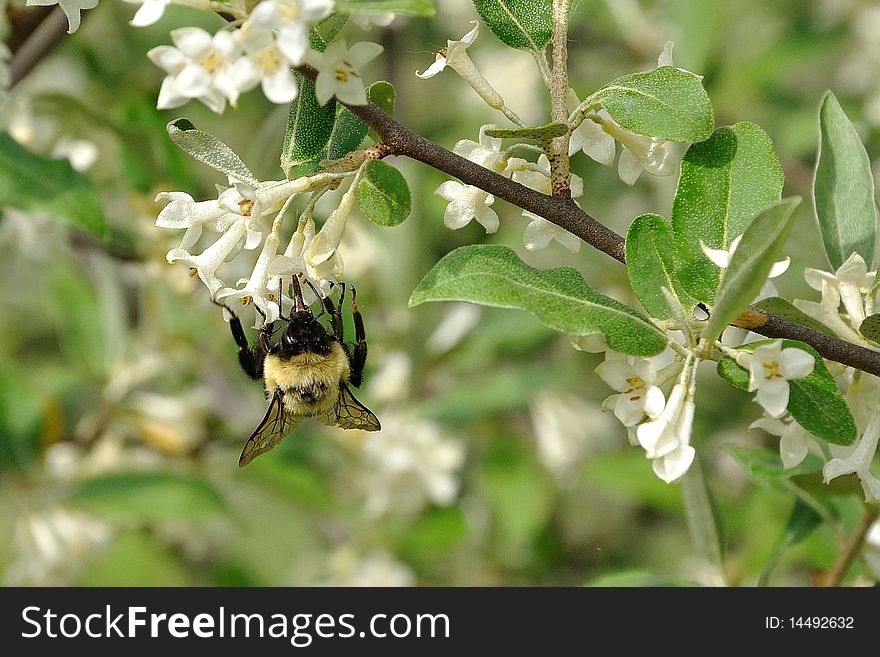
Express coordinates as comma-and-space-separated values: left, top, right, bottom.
813, 90, 877, 269
167, 118, 257, 186
410, 245, 669, 356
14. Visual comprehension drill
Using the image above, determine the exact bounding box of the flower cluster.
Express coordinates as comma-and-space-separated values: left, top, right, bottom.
738, 252, 880, 502
155, 170, 359, 326
136, 0, 381, 112
595, 347, 697, 483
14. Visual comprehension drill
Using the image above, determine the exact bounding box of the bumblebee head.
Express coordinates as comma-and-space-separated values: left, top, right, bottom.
279, 276, 332, 356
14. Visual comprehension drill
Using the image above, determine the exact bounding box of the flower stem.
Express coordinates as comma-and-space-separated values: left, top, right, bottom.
9, 7, 71, 88
681, 453, 727, 585
549, 0, 573, 198
818, 503, 880, 586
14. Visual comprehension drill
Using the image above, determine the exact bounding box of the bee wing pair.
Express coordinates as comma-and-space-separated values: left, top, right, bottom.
238, 383, 381, 467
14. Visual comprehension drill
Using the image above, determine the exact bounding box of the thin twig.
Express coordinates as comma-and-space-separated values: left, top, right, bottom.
818, 504, 879, 586
548, 0, 573, 198
9, 7, 71, 88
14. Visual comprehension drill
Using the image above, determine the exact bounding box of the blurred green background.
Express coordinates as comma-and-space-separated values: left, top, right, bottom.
1, 0, 878, 586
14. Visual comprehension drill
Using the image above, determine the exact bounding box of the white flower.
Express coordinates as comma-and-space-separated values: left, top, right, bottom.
51, 137, 98, 172
803, 252, 876, 330
512, 154, 583, 252
304, 173, 360, 283
356, 412, 465, 517
453, 125, 508, 172
425, 303, 482, 354
596, 351, 666, 429
567, 93, 616, 166
166, 217, 250, 297
125, 0, 210, 28
5, 505, 112, 585
306, 39, 383, 106
635, 362, 697, 483
736, 341, 815, 418
148, 27, 241, 113
823, 407, 880, 502
434, 181, 499, 233
247, 0, 334, 65
26, 0, 98, 34
317, 547, 415, 587
231, 25, 300, 104
794, 278, 864, 343
215, 229, 289, 324
416, 22, 505, 110
750, 416, 814, 469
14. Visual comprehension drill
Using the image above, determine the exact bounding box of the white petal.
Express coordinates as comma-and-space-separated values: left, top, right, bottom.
522, 216, 554, 251
262, 67, 299, 104
131, 0, 168, 27
767, 257, 791, 279
416, 57, 447, 79
276, 23, 309, 65
595, 359, 634, 391
780, 430, 809, 469
700, 241, 731, 268
653, 446, 695, 483
434, 180, 463, 202
755, 378, 790, 418
643, 386, 666, 419
779, 348, 815, 379
171, 27, 213, 59
348, 41, 384, 68
618, 148, 643, 186
474, 204, 500, 234
313, 70, 336, 105
147, 45, 187, 74
657, 41, 675, 67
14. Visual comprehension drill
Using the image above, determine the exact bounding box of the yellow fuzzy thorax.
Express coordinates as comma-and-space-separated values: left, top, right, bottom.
262, 341, 350, 416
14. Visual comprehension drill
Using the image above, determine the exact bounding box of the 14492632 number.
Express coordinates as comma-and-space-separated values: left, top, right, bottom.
790, 617, 854, 629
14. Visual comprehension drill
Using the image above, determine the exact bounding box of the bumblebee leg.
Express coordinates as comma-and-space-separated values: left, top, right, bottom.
348, 286, 367, 388
325, 283, 345, 343
217, 302, 269, 380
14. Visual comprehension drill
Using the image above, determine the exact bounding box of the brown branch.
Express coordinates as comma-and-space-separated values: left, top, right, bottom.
295, 65, 880, 377
9, 7, 71, 88
817, 504, 879, 586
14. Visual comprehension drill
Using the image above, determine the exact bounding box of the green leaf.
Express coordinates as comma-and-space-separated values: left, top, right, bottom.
625, 213, 698, 319
672, 123, 784, 303
717, 339, 857, 446
167, 118, 257, 185
356, 160, 411, 226
309, 14, 349, 52
367, 80, 396, 115
814, 90, 877, 269
335, 0, 436, 16
0, 133, 107, 238
472, 0, 552, 52
409, 245, 669, 356
723, 444, 824, 480
327, 82, 395, 161
587, 66, 714, 142
758, 499, 823, 587
860, 313, 880, 343
281, 74, 338, 177
67, 472, 226, 522
484, 122, 567, 142
754, 297, 838, 338
702, 197, 800, 342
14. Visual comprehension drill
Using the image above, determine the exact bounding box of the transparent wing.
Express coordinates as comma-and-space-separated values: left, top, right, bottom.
239, 391, 302, 467
321, 382, 381, 432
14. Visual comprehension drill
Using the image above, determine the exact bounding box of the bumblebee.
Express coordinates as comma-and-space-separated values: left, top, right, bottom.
222, 277, 380, 466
